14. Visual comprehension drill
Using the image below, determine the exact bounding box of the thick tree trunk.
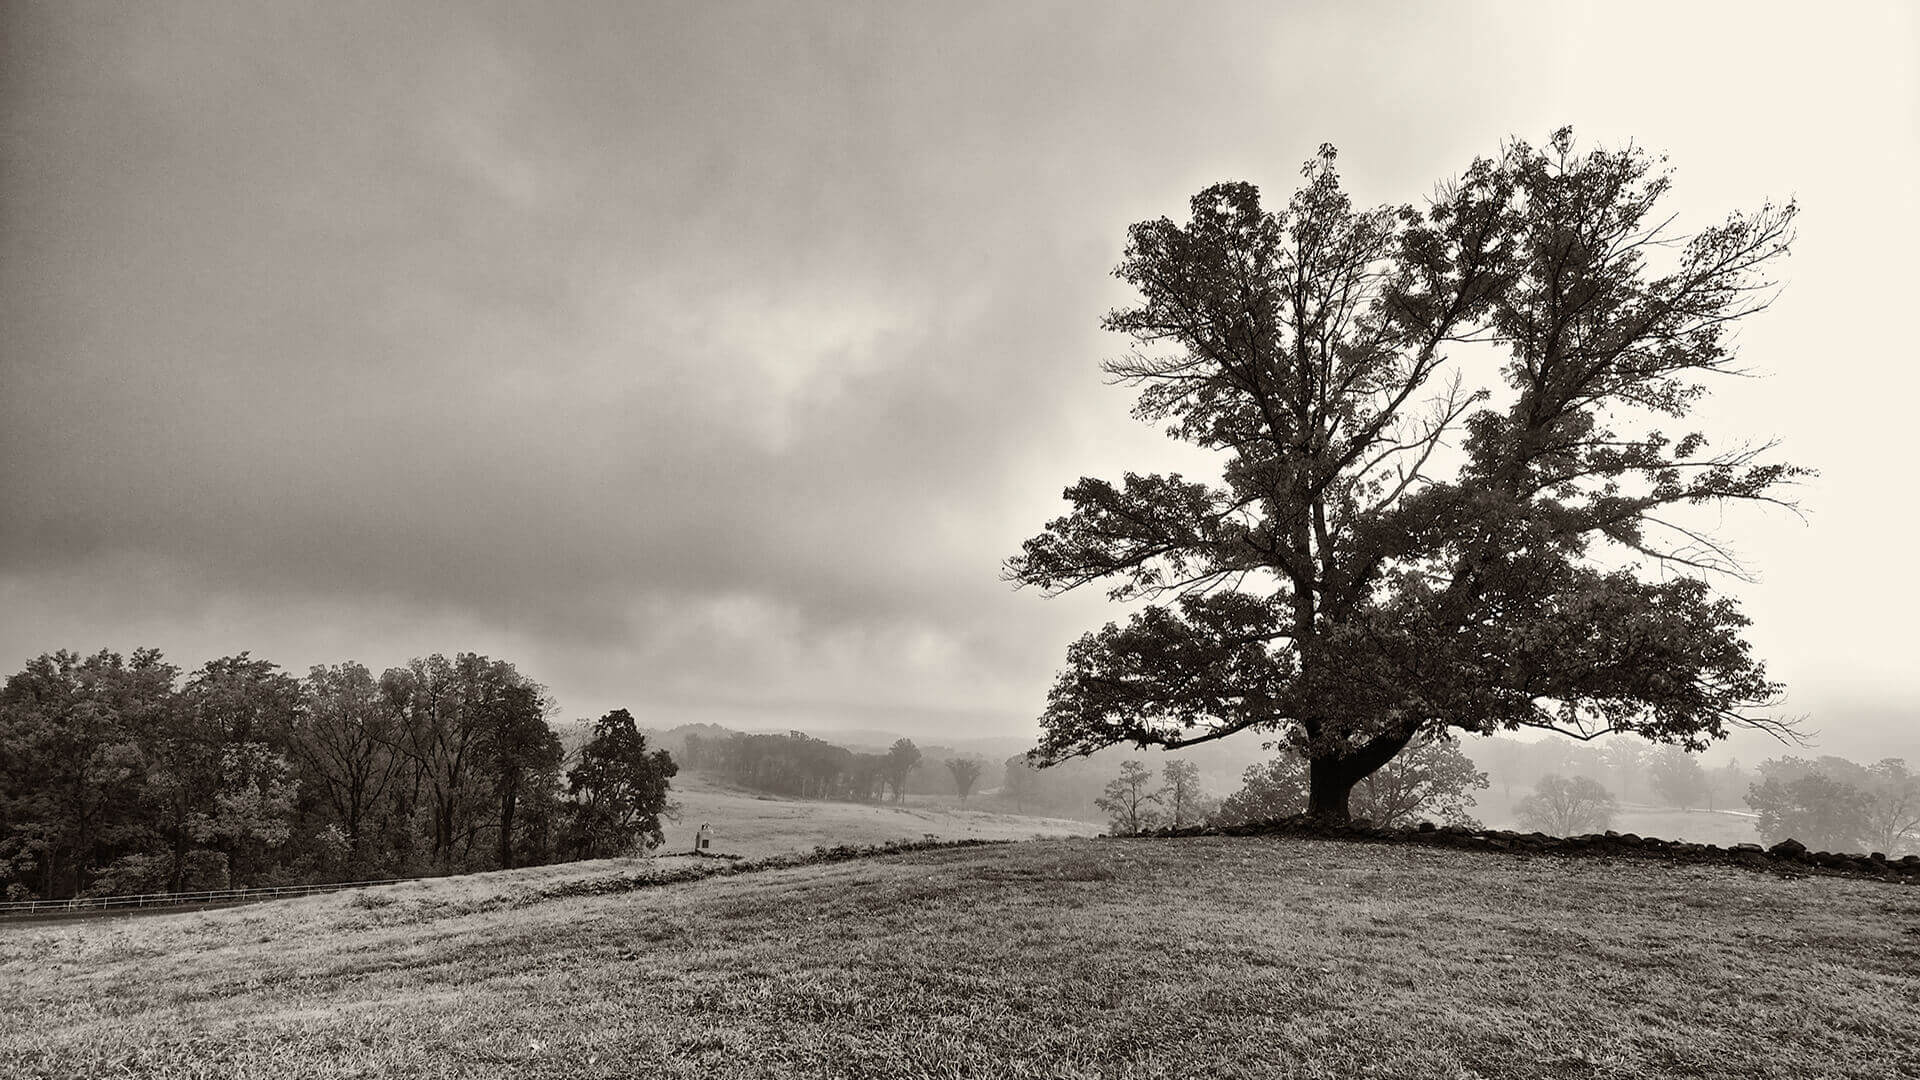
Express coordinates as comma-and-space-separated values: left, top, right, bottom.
1307, 758, 1359, 823
1307, 726, 1421, 823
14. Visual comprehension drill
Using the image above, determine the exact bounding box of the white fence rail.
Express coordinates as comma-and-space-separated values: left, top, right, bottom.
0, 878, 410, 919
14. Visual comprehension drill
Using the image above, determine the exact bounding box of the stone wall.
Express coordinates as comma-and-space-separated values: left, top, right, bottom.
1124, 816, 1920, 882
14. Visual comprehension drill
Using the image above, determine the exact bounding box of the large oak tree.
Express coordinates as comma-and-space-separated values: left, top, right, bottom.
1008, 130, 1801, 820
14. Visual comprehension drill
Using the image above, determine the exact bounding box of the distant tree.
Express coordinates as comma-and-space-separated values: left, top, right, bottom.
1860, 759, 1920, 856
1599, 741, 1651, 805
378, 652, 553, 871
1002, 754, 1040, 813
1745, 760, 1872, 851
3, 643, 666, 894
946, 758, 983, 803
1515, 774, 1617, 835
848, 752, 888, 803
1215, 735, 1486, 827
1471, 737, 1528, 802
1705, 758, 1750, 812
1005, 131, 1802, 821
1350, 735, 1487, 827
883, 739, 922, 804
567, 709, 678, 858
795, 734, 855, 800
1158, 759, 1214, 827
1648, 747, 1709, 810
1095, 760, 1163, 835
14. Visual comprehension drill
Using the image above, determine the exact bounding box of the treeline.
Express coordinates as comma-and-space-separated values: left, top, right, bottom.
672, 726, 1135, 817
679, 731, 925, 802
0, 648, 677, 901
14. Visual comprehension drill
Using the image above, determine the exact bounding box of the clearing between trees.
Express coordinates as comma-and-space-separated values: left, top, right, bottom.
3, 835, 1914, 1079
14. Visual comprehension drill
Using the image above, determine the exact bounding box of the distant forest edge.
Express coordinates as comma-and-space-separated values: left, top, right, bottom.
5, 648, 1916, 902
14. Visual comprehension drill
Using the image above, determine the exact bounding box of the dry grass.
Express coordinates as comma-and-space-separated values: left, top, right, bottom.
5, 834, 1917, 1079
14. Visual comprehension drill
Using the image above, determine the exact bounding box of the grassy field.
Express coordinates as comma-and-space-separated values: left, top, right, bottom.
656, 773, 1099, 858
4, 834, 1916, 1079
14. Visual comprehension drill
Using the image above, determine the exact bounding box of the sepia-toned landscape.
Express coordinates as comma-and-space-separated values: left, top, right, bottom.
5, 3, 1918, 1078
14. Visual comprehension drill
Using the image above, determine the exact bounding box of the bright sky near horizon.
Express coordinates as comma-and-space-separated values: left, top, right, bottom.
4, 2, 1916, 763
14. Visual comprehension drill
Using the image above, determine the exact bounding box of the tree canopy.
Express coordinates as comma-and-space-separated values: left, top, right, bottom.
1007, 130, 1801, 819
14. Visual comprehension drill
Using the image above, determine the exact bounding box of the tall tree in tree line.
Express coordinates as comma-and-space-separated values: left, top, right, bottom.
292, 662, 402, 859
1007, 129, 1802, 820
479, 680, 563, 869
378, 653, 540, 871
175, 655, 302, 887
946, 758, 983, 803
883, 738, 922, 803
567, 709, 678, 857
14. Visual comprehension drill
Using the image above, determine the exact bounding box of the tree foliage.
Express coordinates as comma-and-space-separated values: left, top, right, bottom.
567, 709, 679, 858
0, 649, 176, 898
946, 758, 983, 803
883, 739, 922, 804
1007, 130, 1801, 819
1648, 746, 1708, 809
1157, 759, 1215, 827
1095, 760, 1162, 835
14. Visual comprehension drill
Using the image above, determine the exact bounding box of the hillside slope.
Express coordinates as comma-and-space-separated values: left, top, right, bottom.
3, 837, 1915, 1078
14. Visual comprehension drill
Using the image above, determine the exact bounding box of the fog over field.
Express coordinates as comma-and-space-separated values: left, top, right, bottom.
4, 1, 1918, 771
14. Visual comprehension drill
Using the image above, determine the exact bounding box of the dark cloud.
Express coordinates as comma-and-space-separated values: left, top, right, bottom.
4, 2, 1916, 747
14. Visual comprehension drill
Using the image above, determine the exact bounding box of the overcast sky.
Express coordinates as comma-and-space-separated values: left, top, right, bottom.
4, 2, 1915, 760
